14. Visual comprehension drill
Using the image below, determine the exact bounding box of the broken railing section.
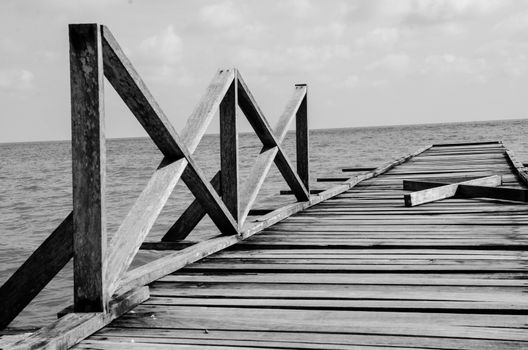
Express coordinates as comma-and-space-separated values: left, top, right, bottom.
403, 175, 528, 206
0, 23, 310, 330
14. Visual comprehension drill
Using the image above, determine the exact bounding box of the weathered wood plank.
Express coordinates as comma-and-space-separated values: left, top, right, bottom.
403, 175, 502, 206
5, 287, 148, 350
295, 87, 309, 191
220, 74, 239, 222
0, 214, 73, 329
161, 171, 221, 242
69, 23, 107, 312
405, 180, 528, 202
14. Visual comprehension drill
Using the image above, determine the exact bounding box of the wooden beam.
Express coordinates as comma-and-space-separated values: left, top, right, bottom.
342, 167, 376, 172
238, 85, 307, 224
101, 27, 237, 297
280, 189, 324, 195
404, 179, 528, 203
316, 177, 350, 182
114, 145, 432, 296
161, 171, 222, 242
295, 85, 309, 191
432, 141, 501, 147
403, 175, 502, 207
0, 214, 73, 329
69, 23, 107, 312
6, 287, 148, 350
220, 73, 239, 222
101, 25, 184, 159
237, 73, 309, 202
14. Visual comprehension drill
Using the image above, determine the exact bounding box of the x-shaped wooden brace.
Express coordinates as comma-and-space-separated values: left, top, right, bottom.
100, 27, 309, 297
403, 175, 528, 206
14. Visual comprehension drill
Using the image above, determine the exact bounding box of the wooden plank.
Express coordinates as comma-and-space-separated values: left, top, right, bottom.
238, 84, 307, 224
295, 87, 309, 191
87, 327, 527, 350
5, 287, 149, 350
505, 148, 528, 185
405, 180, 528, 202
161, 171, 221, 242
0, 214, 72, 329
316, 177, 350, 182
433, 141, 501, 147
69, 23, 107, 312
403, 175, 502, 207
342, 167, 376, 172
220, 74, 239, 222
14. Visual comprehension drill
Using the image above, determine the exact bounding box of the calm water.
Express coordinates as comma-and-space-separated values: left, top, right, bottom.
2, 119, 528, 328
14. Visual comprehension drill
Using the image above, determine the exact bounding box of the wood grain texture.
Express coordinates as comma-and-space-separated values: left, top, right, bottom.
295, 87, 309, 191
161, 171, 222, 242
69, 23, 107, 312
220, 74, 239, 222
403, 175, 502, 206
0, 213, 73, 329
4, 287, 148, 350
114, 145, 431, 295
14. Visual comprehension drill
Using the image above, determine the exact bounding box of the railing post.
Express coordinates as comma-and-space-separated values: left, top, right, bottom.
295, 84, 310, 193
69, 23, 108, 312
220, 69, 239, 224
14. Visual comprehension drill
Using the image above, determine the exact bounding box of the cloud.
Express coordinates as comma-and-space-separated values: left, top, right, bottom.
420, 54, 489, 82
0, 69, 34, 91
366, 53, 412, 76
138, 25, 182, 65
200, 1, 243, 27
493, 11, 528, 39
401, 0, 508, 24
356, 27, 401, 50
277, 0, 317, 19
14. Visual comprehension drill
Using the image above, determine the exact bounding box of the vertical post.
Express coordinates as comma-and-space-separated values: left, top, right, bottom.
69, 23, 107, 312
296, 84, 309, 193
219, 69, 239, 225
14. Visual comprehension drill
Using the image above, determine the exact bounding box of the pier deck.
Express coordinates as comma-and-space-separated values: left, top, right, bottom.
70, 141, 528, 349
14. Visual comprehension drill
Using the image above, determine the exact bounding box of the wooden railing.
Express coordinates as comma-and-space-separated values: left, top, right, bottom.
0, 23, 310, 329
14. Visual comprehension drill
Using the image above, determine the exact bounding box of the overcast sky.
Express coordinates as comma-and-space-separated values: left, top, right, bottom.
1, 0, 528, 142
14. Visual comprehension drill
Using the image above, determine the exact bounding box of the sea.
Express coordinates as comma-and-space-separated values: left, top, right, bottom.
1, 118, 528, 329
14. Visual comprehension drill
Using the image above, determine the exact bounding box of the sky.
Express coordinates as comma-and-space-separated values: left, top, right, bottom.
1, 0, 528, 142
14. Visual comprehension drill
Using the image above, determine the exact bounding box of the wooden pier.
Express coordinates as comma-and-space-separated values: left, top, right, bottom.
1, 24, 528, 349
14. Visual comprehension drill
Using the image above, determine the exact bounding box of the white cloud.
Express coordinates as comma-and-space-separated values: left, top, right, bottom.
376, 0, 509, 24
493, 11, 528, 38
421, 54, 489, 81
200, 1, 243, 27
357, 27, 401, 50
345, 75, 360, 88
138, 25, 182, 65
0, 69, 34, 91
277, 0, 317, 19
366, 53, 412, 76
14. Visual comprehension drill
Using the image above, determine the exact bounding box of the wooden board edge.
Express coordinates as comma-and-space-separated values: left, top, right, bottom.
2, 287, 149, 350
503, 142, 528, 186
